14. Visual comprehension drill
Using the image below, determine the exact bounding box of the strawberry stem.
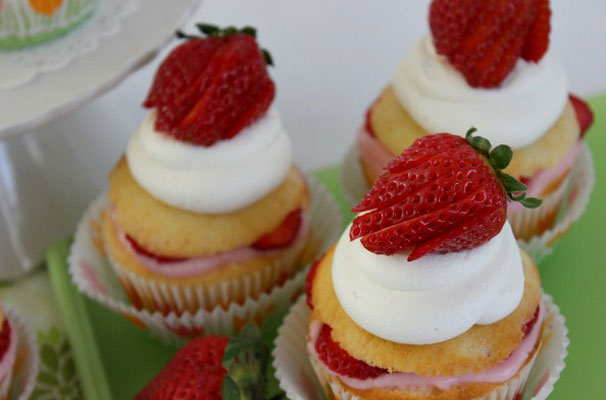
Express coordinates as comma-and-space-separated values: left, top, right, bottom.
175, 23, 274, 67
465, 127, 542, 209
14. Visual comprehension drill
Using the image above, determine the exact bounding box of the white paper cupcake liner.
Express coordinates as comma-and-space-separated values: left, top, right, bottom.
69, 177, 342, 345
3, 308, 39, 400
517, 143, 595, 263
341, 143, 595, 264
274, 294, 568, 400
107, 231, 307, 315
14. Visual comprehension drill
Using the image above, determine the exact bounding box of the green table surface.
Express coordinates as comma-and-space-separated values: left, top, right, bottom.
46, 95, 606, 399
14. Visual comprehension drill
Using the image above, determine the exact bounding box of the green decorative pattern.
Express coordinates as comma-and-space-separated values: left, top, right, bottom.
0, 0, 97, 50
30, 328, 81, 400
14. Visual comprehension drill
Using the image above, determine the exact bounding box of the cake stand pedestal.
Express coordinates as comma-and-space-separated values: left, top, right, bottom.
0, 0, 202, 280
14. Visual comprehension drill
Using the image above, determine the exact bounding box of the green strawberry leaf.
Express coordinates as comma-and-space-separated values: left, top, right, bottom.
196, 23, 220, 36
260, 306, 288, 348
241, 26, 257, 38
262, 49, 274, 66
40, 345, 59, 371
489, 144, 513, 169
264, 362, 285, 399
520, 197, 543, 208
222, 338, 259, 363
501, 173, 528, 193
464, 127, 542, 210
222, 375, 241, 400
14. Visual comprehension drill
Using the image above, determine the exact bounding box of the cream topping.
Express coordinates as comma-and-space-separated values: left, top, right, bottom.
392, 36, 568, 149
332, 222, 524, 344
126, 108, 293, 214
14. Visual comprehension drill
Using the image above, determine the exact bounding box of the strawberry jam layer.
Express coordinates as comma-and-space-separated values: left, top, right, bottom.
309, 302, 543, 391
113, 209, 308, 278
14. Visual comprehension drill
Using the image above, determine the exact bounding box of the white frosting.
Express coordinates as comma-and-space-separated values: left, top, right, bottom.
332, 222, 524, 345
393, 36, 569, 149
126, 108, 293, 214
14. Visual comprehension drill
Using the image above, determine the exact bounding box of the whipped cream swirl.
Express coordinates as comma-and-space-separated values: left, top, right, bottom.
393, 36, 568, 149
126, 108, 293, 214
332, 222, 524, 345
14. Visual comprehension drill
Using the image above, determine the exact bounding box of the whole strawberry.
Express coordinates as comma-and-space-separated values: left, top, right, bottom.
135, 336, 228, 400
136, 310, 288, 400
144, 24, 275, 146
429, 0, 552, 88
350, 129, 541, 261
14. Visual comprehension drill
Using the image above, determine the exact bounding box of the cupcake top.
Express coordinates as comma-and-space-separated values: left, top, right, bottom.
333, 130, 542, 345
125, 25, 293, 214
390, 0, 567, 149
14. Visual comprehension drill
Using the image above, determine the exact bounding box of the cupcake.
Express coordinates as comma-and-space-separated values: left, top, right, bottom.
353, 0, 594, 241
0, 306, 17, 398
102, 25, 311, 315
0, 0, 97, 50
308, 132, 547, 399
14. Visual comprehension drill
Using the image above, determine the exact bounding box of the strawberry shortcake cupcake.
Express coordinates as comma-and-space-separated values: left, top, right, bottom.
308, 131, 547, 399
353, 0, 594, 241
102, 25, 310, 315
0, 306, 16, 399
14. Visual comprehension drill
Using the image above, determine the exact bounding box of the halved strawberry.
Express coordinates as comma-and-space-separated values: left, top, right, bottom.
351, 129, 541, 260
430, 0, 551, 88
252, 209, 303, 250
136, 336, 228, 400
522, 0, 552, 62
315, 324, 387, 379
569, 94, 594, 138
144, 25, 275, 146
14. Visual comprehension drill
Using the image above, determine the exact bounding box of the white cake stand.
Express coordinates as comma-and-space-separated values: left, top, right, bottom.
0, 0, 202, 279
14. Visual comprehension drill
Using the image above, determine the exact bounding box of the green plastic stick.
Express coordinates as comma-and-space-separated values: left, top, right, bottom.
46, 239, 112, 400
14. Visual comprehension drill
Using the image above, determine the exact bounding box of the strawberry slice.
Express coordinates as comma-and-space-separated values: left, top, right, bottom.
315, 324, 387, 379
430, 0, 552, 88
125, 235, 186, 263
305, 256, 323, 309
522, 0, 552, 62
144, 26, 275, 146
351, 129, 541, 260
252, 209, 303, 250
569, 94, 594, 138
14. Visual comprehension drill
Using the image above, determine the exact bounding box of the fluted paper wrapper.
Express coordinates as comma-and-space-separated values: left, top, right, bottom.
4, 308, 39, 400
341, 143, 595, 263
69, 177, 342, 345
514, 144, 594, 262
274, 295, 568, 400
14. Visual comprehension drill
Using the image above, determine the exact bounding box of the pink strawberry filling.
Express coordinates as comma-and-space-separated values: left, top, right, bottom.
0, 319, 17, 387
111, 210, 309, 278
309, 302, 544, 391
